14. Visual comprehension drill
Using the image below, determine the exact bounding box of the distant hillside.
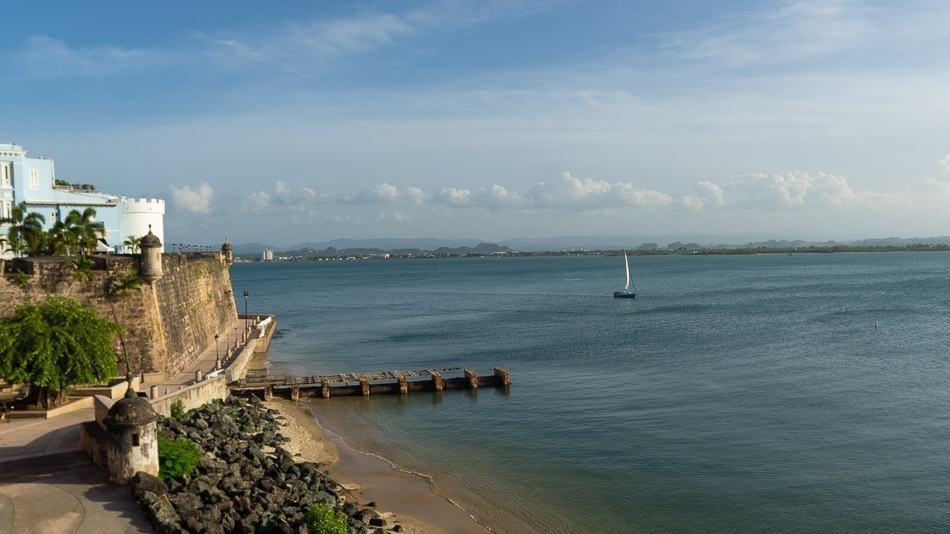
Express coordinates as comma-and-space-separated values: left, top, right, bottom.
231, 234, 950, 255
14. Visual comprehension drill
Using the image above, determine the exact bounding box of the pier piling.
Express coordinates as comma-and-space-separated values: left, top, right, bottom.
231, 366, 511, 399
431, 371, 444, 391
464, 369, 478, 390
398, 375, 408, 395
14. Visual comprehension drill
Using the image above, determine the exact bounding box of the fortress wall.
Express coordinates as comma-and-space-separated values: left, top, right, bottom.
0, 254, 237, 376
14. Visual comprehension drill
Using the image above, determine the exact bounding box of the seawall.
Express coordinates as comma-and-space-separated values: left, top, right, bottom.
0, 253, 237, 376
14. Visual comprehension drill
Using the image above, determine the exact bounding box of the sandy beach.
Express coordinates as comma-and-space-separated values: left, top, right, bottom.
255, 352, 495, 534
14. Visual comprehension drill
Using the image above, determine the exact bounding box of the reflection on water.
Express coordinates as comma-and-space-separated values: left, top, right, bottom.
234, 253, 950, 533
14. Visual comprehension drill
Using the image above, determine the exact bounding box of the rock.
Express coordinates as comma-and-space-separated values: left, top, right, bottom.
131, 472, 168, 498
370, 516, 386, 527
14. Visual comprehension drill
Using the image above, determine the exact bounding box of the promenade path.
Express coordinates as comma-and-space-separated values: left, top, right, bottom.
140, 318, 248, 396
0, 317, 265, 533
0, 452, 151, 534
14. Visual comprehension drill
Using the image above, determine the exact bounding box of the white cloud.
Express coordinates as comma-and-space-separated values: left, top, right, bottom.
668, 0, 872, 66
405, 186, 426, 204
169, 183, 214, 214
244, 181, 329, 215
438, 188, 473, 205
372, 182, 400, 202
529, 172, 672, 210
939, 154, 950, 174
17, 35, 158, 79
677, 171, 905, 211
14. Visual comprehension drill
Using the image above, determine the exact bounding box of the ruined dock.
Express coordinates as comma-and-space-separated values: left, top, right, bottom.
229, 367, 512, 400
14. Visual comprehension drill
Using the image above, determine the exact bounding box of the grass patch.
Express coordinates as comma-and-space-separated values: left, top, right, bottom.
158, 435, 200, 480
304, 503, 349, 534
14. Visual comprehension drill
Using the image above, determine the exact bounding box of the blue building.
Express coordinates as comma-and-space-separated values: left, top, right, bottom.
0, 143, 164, 258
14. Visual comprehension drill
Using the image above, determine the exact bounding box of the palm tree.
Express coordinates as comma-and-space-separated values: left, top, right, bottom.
61, 208, 102, 256
1, 203, 46, 257
123, 235, 141, 254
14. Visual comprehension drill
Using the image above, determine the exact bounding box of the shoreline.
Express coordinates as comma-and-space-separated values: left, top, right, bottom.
253, 357, 498, 534
268, 398, 489, 534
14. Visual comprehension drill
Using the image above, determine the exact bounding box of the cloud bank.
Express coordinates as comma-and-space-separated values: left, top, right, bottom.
169, 183, 214, 214
237, 168, 923, 219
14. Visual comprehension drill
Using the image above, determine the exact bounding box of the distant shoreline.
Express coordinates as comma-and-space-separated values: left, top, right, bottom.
235, 244, 950, 263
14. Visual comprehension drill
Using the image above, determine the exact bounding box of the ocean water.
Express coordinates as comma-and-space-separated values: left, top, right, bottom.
231, 253, 950, 533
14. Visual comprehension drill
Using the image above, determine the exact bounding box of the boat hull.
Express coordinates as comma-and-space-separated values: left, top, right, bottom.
613, 291, 636, 299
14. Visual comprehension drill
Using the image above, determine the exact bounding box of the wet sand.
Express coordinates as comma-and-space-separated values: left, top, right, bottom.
271, 398, 490, 534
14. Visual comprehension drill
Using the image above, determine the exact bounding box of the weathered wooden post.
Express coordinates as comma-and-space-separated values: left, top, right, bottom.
290, 385, 300, 401
195, 370, 203, 382
398, 375, 408, 395
493, 368, 512, 386
321, 378, 331, 398
149, 385, 159, 399
464, 369, 478, 390
264, 385, 273, 401
431, 371, 444, 392
360, 378, 370, 397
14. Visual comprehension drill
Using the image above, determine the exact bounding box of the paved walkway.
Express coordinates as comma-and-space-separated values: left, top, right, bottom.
141, 319, 250, 395
0, 408, 92, 465
0, 452, 151, 534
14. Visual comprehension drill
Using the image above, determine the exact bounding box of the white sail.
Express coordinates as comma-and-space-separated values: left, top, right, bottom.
624, 252, 631, 290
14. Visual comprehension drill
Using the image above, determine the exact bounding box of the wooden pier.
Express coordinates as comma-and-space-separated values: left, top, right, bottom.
229, 367, 512, 400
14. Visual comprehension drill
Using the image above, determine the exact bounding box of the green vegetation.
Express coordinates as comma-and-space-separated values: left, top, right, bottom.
123, 234, 141, 254
158, 435, 200, 480
0, 297, 119, 409
1, 203, 104, 257
304, 503, 349, 534
170, 399, 185, 419
13, 271, 31, 290
54, 179, 96, 191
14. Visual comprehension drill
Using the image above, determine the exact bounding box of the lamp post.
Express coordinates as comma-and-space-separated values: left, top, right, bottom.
214, 333, 220, 369
243, 290, 249, 334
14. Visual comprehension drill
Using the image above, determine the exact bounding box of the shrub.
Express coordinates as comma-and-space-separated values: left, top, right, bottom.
158, 435, 200, 480
170, 399, 185, 419
304, 503, 349, 534
0, 297, 118, 408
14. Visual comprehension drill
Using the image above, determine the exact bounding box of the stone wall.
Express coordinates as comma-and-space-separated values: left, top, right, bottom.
0, 253, 237, 376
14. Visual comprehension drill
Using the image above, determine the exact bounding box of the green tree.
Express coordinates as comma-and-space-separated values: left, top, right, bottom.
0, 297, 119, 409
1, 203, 46, 257
123, 234, 141, 254
64, 208, 102, 256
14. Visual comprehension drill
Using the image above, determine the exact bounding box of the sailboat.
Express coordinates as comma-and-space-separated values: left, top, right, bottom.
613, 252, 636, 299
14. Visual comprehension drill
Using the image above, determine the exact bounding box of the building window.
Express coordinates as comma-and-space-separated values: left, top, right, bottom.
0, 162, 10, 187
132, 433, 140, 446
0, 201, 10, 219
29, 169, 38, 190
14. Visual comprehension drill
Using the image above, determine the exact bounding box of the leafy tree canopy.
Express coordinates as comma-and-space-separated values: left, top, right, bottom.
0, 297, 119, 408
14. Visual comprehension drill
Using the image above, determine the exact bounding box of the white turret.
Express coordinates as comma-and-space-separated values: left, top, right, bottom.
120, 198, 165, 253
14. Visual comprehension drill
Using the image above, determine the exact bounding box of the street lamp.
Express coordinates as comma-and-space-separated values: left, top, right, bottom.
214, 333, 220, 369
243, 290, 249, 333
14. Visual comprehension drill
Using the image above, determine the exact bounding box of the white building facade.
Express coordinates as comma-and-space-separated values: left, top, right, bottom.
0, 143, 164, 257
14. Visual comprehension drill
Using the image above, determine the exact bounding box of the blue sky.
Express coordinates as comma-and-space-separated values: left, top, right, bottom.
4, 0, 950, 245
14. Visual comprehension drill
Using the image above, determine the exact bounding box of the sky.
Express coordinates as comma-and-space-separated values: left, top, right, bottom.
4, 0, 950, 246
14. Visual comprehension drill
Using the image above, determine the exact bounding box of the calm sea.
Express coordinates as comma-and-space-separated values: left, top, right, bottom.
231, 253, 950, 533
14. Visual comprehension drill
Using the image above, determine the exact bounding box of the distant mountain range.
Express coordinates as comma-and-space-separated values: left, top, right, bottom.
231, 235, 950, 254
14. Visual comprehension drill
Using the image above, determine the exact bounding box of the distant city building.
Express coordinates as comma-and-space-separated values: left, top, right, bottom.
262, 249, 274, 261
0, 143, 164, 257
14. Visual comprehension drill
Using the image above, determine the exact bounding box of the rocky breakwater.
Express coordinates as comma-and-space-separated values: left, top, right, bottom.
132, 397, 403, 533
